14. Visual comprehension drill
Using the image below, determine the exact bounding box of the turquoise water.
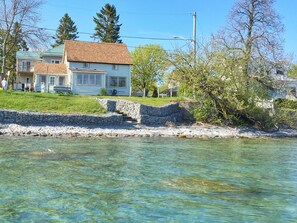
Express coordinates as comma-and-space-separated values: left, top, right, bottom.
0, 137, 297, 222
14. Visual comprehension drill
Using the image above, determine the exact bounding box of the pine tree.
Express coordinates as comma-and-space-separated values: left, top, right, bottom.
52, 13, 78, 47
93, 4, 122, 43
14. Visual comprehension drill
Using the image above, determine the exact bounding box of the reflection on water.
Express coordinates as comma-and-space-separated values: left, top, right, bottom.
0, 137, 297, 222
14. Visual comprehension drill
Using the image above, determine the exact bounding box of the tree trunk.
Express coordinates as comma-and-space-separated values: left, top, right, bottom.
2, 38, 7, 76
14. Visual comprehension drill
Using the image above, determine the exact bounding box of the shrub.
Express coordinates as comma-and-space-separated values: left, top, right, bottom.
100, 88, 108, 96
274, 98, 297, 110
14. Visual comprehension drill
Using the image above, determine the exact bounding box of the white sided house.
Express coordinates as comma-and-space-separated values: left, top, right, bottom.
34, 40, 133, 95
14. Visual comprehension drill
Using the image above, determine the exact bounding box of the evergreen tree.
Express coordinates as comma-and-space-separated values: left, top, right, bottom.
93, 4, 122, 43
52, 13, 78, 47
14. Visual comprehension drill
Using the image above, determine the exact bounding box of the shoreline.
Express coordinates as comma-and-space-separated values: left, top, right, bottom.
1, 123, 297, 138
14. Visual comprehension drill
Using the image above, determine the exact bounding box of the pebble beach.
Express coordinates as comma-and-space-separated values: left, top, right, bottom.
1, 123, 297, 138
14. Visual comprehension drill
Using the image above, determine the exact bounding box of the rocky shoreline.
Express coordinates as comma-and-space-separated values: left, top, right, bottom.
1, 123, 297, 138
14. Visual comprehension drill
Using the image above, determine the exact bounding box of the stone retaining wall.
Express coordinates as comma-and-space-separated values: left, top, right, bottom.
97, 99, 184, 125
0, 109, 123, 126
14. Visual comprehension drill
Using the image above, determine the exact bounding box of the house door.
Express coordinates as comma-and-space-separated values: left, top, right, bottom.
49, 76, 56, 92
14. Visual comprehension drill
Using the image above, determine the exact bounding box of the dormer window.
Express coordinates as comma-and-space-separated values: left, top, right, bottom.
112, 64, 119, 70
83, 63, 90, 68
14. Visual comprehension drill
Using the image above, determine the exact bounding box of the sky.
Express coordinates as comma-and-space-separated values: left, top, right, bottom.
39, 0, 297, 62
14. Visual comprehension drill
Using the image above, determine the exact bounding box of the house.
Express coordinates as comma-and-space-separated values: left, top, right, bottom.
32, 40, 133, 95
15, 45, 64, 91
15, 51, 42, 91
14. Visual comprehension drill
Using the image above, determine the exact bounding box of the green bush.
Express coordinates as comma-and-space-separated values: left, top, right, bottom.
274, 98, 297, 110
100, 88, 108, 96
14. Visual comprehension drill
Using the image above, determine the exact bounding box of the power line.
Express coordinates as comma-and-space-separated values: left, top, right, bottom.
46, 3, 191, 16
1, 19, 183, 42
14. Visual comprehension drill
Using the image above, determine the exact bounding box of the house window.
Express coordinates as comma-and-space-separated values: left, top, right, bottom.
112, 64, 119, 70
83, 74, 89, 85
119, 77, 126, 87
40, 75, 46, 84
26, 78, 30, 83
49, 76, 55, 85
51, 59, 61, 64
83, 63, 90, 68
22, 61, 31, 71
77, 74, 102, 86
95, 75, 101, 86
59, 76, 65, 86
109, 76, 127, 88
77, 74, 83, 85
110, 77, 118, 87
89, 74, 95, 85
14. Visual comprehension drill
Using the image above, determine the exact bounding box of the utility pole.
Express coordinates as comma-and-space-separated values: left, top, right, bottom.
193, 11, 197, 99
193, 11, 197, 60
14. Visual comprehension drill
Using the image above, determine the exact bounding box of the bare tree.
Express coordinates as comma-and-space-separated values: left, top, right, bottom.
0, 0, 47, 76
214, 0, 285, 77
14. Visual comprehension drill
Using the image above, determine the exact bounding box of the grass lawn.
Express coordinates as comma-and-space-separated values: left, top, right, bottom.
0, 91, 182, 114
0, 91, 106, 115
97, 96, 182, 106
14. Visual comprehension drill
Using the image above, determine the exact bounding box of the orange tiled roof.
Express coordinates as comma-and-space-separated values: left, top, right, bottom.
64, 40, 133, 65
34, 63, 67, 74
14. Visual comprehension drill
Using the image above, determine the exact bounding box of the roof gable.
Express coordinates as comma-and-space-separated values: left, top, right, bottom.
64, 40, 133, 65
34, 63, 67, 74
16, 51, 42, 60
41, 44, 64, 57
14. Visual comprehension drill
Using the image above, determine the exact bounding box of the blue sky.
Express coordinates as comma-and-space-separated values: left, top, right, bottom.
39, 0, 297, 61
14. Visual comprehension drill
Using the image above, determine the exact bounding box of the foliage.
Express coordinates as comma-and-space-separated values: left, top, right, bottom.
0, 91, 106, 114
52, 13, 78, 47
0, 22, 29, 83
131, 44, 168, 96
93, 3, 122, 43
97, 96, 181, 107
274, 98, 297, 110
169, 41, 277, 129
100, 88, 108, 96
0, 0, 46, 76
214, 0, 285, 87
288, 64, 297, 79
167, 0, 287, 130
275, 108, 297, 127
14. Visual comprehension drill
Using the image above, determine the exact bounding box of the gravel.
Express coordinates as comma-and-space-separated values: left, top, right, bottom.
1, 123, 297, 138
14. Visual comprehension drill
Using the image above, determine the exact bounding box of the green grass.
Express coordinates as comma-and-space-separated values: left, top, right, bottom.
0, 91, 106, 115
0, 91, 183, 115
97, 96, 182, 106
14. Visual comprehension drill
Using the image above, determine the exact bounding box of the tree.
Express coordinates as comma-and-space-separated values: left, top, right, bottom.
170, 42, 275, 129
52, 13, 78, 47
288, 64, 297, 79
0, 22, 29, 84
215, 0, 284, 79
93, 3, 122, 43
168, 0, 286, 129
0, 0, 46, 76
131, 44, 168, 96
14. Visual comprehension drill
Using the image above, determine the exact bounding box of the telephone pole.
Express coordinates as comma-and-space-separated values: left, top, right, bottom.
193, 11, 197, 59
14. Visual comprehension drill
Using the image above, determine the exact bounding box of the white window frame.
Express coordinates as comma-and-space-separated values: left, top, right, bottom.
109, 76, 127, 88
49, 76, 55, 85
76, 73, 102, 86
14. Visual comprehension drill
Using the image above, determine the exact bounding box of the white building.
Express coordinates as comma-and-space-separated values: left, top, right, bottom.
33, 40, 133, 95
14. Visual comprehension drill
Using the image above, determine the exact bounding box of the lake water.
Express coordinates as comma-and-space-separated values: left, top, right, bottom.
0, 137, 296, 222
